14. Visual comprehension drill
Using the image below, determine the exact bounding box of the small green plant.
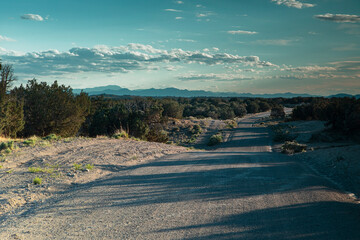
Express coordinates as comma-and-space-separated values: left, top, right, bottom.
281, 141, 307, 154
23, 137, 40, 146
191, 125, 202, 135
73, 163, 83, 171
43, 134, 60, 141
130, 136, 140, 141
33, 177, 42, 185
112, 130, 129, 139
46, 163, 60, 169
0, 141, 15, 155
0, 165, 3, 169
4, 148, 12, 154
271, 125, 297, 142
6, 169, 13, 174
85, 163, 94, 170
28, 167, 54, 174
225, 120, 238, 129
208, 133, 223, 146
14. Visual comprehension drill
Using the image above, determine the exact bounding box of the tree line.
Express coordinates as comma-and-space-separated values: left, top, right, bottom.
1, 61, 358, 142
291, 97, 360, 134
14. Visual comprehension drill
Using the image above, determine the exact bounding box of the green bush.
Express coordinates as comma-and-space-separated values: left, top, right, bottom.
43, 134, 60, 141
281, 141, 307, 154
208, 134, 223, 146
85, 163, 94, 170
225, 120, 238, 129
33, 177, 42, 185
271, 105, 285, 118
73, 163, 83, 171
112, 130, 129, 139
271, 125, 297, 142
0, 141, 14, 152
23, 137, 39, 146
191, 124, 202, 135
13, 79, 90, 137
28, 167, 54, 174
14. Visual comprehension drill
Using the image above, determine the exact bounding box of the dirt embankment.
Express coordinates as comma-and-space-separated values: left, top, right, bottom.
0, 137, 188, 217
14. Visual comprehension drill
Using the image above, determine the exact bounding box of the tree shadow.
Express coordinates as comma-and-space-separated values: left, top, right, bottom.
158, 201, 360, 240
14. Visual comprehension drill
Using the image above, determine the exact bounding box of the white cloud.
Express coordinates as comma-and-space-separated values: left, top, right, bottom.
176, 39, 196, 42
271, 0, 315, 9
175, 17, 183, 20
315, 14, 360, 23
21, 14, 44, 21
0, 35, 16, 42
176, 1, 184, 4
228, 30, 258, 35
282, 65, 337, 72
196, 12, 214, 18
164, 9, 182, 12
178, 73, 253, 81
0, 47, 23, 56
1, 44, 275, 76
255, 39, 296, 46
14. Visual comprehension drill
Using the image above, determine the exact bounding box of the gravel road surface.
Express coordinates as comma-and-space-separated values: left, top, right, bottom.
1, 113, 359, 239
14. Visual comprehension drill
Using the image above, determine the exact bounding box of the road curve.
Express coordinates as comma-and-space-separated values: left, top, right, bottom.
1, 113, 360, 239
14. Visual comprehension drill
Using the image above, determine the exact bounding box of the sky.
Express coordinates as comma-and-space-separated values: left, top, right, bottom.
0, 0, 359, 95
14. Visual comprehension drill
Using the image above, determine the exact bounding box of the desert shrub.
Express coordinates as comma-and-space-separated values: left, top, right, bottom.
281, 141, 307, 154
0, 63, 25, 138
112, 129, 129, 139
0, 97, 25, 138
225, 120, 238, 129
23, 136, 40, 146
219, 106, 236, 120
161, 99, 184, 119
0, 141, 14, 151
208, 133, 223, 146
28, 167, 54, 174
271, 125, 297, 142
85, 163, 94, 170
12, 79, 90, 137
73, 163, 83, 171
191, 124, 202, 135
246, 101, 260, 114
33, 177, 42, 185
43, 134, 60, 141
146, 125, 169, 143
259, 101, 271, 112
291, 97, 360, 135
270, 105, 285, 118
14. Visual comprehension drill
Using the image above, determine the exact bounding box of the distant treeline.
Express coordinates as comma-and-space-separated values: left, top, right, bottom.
1, 62, 358, 141
292, 97, 360, 134
83, 96, 284, 141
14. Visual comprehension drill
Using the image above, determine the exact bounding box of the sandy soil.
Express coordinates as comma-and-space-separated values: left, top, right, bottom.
0, 117, 237, 218
0, 138, 187, 216
270, 120, 360, 198
1, 112, 359, 239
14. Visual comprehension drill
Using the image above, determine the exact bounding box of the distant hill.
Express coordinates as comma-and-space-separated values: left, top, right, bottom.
73, 85, 317, 98
328, 93, 360, 99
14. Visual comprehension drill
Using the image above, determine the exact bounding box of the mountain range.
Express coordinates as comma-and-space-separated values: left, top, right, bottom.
73, 85, 360, 99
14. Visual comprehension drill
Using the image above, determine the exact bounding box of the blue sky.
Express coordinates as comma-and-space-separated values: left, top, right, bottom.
0, 0, 359, 95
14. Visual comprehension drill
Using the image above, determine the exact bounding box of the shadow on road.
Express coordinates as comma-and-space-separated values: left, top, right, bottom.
9, 113, 360, 239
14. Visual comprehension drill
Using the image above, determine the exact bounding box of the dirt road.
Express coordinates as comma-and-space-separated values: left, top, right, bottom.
1, 113, 360, 239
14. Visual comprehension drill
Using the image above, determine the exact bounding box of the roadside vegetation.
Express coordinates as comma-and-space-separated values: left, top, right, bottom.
1, 60, 358, 147
0, 59, 285, 145
208, 133, 223, 146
